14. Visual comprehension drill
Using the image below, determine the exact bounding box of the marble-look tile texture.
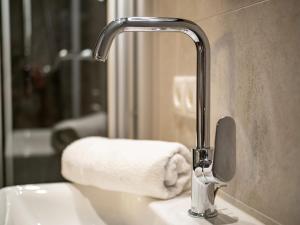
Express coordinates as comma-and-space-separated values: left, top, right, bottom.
150, 0, 300, 224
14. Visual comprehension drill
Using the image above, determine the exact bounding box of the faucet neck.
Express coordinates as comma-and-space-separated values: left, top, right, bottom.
195, 43, 210, 150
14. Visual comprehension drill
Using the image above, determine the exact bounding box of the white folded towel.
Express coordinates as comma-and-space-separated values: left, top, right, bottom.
61, 137, 192, 199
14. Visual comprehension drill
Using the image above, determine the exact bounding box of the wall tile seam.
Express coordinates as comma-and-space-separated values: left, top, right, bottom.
193, 0, 272, 24
219, 190, 283, 225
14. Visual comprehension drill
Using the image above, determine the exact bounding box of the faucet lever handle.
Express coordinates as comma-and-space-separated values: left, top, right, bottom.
195, 168, 226, 186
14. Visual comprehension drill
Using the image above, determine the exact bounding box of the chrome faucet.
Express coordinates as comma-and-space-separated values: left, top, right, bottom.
93, 17, 225, 218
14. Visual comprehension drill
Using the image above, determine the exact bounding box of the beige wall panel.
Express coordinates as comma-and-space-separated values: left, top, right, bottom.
151, 0, 300, 224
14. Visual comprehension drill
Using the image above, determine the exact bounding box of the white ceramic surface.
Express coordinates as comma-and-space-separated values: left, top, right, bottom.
0, 182, 264, 225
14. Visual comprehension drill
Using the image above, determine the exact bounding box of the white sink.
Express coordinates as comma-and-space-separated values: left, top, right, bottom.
0, 182, 263, 225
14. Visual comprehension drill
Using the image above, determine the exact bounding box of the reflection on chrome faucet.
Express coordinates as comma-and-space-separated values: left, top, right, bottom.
93, 17, 226, 218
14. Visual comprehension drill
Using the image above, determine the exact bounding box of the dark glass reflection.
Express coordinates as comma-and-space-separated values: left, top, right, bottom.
9, 0, 107, 184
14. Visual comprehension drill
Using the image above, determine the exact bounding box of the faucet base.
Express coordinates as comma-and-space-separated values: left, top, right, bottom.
188, 209, 218, 218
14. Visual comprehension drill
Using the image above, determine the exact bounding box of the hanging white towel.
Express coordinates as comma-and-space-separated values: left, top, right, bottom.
61, 137, 191, 199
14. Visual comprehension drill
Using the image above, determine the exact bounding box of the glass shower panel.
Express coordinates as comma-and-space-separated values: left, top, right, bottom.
6, 0, 107, 185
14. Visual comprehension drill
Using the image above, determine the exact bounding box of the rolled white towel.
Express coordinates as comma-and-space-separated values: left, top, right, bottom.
61, 137, 192, 199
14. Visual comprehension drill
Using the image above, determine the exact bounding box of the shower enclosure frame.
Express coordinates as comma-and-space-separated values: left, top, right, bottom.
107, 0, 154, 139
0, 25, 3, 188
1, 0, 13, 187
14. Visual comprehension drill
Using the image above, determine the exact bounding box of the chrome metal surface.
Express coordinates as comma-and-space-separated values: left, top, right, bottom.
188, 209, 218, 218
71, 0, 81, 118
43, 49, 93, 74
213, 117, 236, 182
93, 16, 225, 217
94, 17, 210, 150
22, 0, 32, 57
1, 0, 14, 186
0, 31, 2, 188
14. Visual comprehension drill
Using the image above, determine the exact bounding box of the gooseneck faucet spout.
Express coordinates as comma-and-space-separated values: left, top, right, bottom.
94, 17, 210, 153
94, 17, 222, 218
